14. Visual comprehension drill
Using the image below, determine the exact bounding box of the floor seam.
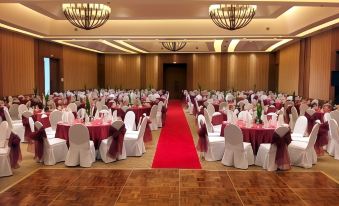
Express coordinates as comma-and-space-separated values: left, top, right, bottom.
113, 169, 133, 206
276, 174, 309, 206
226, 170, 245, 206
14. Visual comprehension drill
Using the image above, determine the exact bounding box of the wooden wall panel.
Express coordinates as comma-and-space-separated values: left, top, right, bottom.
192, 54, 221, 90
63, 46, 98, 90
220, 53, 228, 90
145, 54, 159, 89
278, 42, 300, 94
105, 54, 141, 89
0, 30, 35, 96
308, 31, 332, 100
226, 53, 269, 91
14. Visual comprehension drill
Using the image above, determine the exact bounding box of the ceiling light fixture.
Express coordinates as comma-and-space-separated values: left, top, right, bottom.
228, 39, 240, 52
62, 3, 111, 30
214, 40, 223, 52
266, 39, 293, 52
161, 42, 187, 52
114, 40, 148, 53
209, 4, 257, 31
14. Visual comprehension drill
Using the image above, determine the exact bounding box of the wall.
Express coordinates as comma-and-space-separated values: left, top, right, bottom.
63, 46, 98, 90
308, 31, 332, 100
105, 54, 141, 89
0, 29, 35, 96
224, 53, 269, 91
277, 27, 339, 100
102, 53, 271, 91
192, 53, 221, 90
0, 29, 99, 97
278, 42, 300, 95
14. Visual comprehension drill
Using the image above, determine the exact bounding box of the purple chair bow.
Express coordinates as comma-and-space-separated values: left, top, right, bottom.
108, 124, 126, 159
141, 116, 152, 142
22, 115, 32, 142
315, 122, 329, 156
8, 132, 22, 169
196, 122, 208, 153
271, 130, 292, 170
30, 127, 47, 161
305, 113, 318, 134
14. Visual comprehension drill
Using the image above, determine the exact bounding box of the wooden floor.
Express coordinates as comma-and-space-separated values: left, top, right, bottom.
0, 168, 338, 206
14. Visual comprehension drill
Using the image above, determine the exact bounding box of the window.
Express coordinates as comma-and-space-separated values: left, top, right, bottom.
43, 57, 50, 95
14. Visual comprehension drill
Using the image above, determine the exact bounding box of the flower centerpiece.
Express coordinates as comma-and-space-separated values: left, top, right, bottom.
85, 96, 91, 121
44, 92, 49, 112
256, 103, 263, 124
128, 93, 132, 106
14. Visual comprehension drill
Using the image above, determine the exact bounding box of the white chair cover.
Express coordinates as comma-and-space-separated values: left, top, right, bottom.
327, 119, 339, 159
4, 109, 24, 142
156, 101, 164, 128
35, 121, 68, 166
291, 116, 308, 141
124, 111, 136, 131
18, 104, 28, 120
149, 105, 158, 131
197, 115, 225, 161
0, 146, 11, 177
288, 124, 320, 168
62, 111, 75, 124
124, 117, 147, 156
0, 122, 10, 148
66, 103, 77, 113
221, 124, 254, 169
65, 124, 95, 167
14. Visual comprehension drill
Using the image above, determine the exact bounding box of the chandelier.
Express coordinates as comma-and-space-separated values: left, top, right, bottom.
62, 3, 111, 30
161, 42, 187, 52
209, 4, 257, 31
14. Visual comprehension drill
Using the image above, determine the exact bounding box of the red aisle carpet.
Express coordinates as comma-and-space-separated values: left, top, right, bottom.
152, 100, 201, 169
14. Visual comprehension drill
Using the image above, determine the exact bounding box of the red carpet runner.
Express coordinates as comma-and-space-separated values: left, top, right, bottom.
152, 100, 201, 169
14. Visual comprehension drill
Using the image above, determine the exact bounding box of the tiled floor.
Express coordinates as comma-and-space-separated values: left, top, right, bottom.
0, 169, 338, 206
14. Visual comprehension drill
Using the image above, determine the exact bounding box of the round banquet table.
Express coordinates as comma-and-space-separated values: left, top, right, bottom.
220, 121, 276, 154
111, 105, 151, 125
55, 121, 111, 149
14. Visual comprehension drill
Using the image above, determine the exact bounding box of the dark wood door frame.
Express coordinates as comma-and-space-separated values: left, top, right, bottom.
163, 63, 187, 99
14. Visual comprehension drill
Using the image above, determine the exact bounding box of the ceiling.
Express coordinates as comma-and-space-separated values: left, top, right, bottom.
0, 0, 338, 54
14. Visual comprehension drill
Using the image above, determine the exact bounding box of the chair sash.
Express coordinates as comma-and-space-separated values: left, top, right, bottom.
263, 99, 270, 106
22, 115, 32, 142
196, 122, 208, 152
108, 124, 126, 159
0, 107, 5, 121
8, 132, 22, 169
266, 107, 277, 114
161, 107, 167, 126
284, 106, 292, 124
315, 121, 329, 156
305, 113, 318, 134
142, 116, 153, 142
30, 127, 47, 161
72, 112, 77, 118
271, 130, 292, 170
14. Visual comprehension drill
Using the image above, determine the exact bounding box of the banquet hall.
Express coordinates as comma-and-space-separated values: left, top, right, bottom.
0, 0, 338, 205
